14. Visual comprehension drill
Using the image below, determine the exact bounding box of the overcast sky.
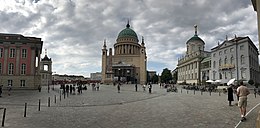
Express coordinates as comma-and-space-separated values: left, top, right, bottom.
0, 0, 258, 77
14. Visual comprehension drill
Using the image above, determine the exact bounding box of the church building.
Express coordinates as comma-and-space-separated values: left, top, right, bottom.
101, 22, 147, 84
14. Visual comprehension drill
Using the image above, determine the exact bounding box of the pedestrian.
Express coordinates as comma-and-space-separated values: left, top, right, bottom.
143, 84, 146, 92
227, 84, 234, 106
96, 83, 100, 91
0, 85, 3, 97
8, 84, 12, 96
38, 85, 41, 92
117, 83, 121, 93
135, 83, 138, 92
148, 83, 152, 94
70, 85, 72, 94
237, 81, 250, 122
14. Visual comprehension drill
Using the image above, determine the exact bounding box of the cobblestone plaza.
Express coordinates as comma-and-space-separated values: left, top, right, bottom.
0, 84, 259, 128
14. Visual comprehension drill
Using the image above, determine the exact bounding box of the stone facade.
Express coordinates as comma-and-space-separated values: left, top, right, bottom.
0, 33, 42, 89
101, 22, 147, 84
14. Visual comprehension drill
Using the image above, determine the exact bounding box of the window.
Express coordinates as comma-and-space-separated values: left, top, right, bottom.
219, 51, 222, 55
240, 45, 244, 50
219, 73, 222, 79
0, 48, 3, 58
213, 71, 216, 80
241, 70, 246, 79
224, 72, 227, 79
241, 55, 245, 64
10, 48, 15, 58
230, 48, 234, 52
21, 49, 27, 58
8, 63, 14, 75
219, 59, 222, 66
224, 49, 227, 54
230, 56, 234, 64
224, 58, 227, 64
20, 80, 26, 87
8, 80, 13, 86
213, 61, 216, 68
21, 63, 26, 75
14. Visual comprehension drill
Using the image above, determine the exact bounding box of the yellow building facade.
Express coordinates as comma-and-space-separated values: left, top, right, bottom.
101, 22, 147, 84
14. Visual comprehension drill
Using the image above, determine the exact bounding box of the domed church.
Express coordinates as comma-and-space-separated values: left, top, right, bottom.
101, 22, 147, 84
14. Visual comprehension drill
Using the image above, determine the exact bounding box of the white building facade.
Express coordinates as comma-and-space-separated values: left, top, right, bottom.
210, 36, 260, 84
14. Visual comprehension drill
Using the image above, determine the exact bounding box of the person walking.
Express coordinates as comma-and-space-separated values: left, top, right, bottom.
227, 85, 234, 106
148, 83, 152, 94
117, 83, 121, 93
135, 83, 138, 92
237, 81, 250, 121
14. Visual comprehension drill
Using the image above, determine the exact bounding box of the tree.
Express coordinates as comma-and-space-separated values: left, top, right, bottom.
151, 74, 159, 84
172, 70, 178, 84
160, 68, 172, 84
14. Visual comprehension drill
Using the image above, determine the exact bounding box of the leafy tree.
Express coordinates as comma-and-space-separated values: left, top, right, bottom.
172, 70, 178, 84
160, 68, 172, 84
151, 74, 159, 84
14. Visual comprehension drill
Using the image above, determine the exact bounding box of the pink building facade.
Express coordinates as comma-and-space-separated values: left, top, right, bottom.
0, 33, 43, 89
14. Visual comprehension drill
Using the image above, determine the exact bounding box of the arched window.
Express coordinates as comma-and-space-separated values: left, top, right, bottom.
241, 55, 245, 64
219, 58, 222, 66
224, 58, 227, 64
230, 56, 234, 64
213, 61, 216, 68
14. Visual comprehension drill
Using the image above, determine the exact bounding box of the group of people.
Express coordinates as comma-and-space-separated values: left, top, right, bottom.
116, 82, 152, 94
227, 81, 250, 122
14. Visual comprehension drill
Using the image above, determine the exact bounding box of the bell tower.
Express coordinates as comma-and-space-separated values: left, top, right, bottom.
101, 40, 108, 83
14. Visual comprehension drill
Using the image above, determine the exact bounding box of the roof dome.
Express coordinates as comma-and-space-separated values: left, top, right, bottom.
117, 23, 138, 40
186, 35, 204, 44
186, 25, 204, 44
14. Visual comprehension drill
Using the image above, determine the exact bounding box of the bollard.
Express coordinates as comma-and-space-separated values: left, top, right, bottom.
54, 95, 56, 104
64, 92, 65, 99
210, 91, 211, 96
255, 93, 257, 98
38, 99, 41, 111
2, 108, 6, 127
201, 91, 203, 95
194, 90, 195, 95
48, 97, 50, 107
181, 89, 182, 93
24, 103, 27, 117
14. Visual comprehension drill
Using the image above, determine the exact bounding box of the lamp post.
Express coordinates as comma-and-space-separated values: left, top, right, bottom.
118, 69, 121, 82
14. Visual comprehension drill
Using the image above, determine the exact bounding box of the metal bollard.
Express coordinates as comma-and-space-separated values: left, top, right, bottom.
48, 97, 50, 107
194, 90, 195, 95
2, 108, 6, 127
24, 103, 27, 117
54, 95, 56, 104
210, 91, 211, 96
38, 99, 41, 111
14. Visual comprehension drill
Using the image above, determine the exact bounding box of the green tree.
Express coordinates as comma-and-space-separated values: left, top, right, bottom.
172, 70, 178, 84
151, 74, 159, 84
160, 68, 172, 84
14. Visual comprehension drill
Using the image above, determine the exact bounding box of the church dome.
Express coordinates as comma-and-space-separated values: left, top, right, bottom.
186, 35, 205, 44
186, 25, 204, 44
117, 23, 138, 40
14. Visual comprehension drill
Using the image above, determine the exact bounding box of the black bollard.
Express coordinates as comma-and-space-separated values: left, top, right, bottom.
54, 95, 56, 104
64, 92, 65, 99
210, 91, 211, 96
255, 93, 257, 98
194, 90, 195, 95
2, 108, 6, 127
48, 97, 50, 107
24, 103, 27, 117
38, 99, 41, 111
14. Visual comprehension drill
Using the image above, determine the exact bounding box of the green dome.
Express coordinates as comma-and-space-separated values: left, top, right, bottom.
117, 23, 138, 40
186, 35, 204, 44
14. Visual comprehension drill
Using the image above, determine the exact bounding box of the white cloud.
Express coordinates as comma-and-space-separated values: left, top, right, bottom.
0, 0, 257, 77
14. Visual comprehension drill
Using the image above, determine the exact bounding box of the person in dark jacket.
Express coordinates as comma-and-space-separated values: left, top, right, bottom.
227, 85, 234, 106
